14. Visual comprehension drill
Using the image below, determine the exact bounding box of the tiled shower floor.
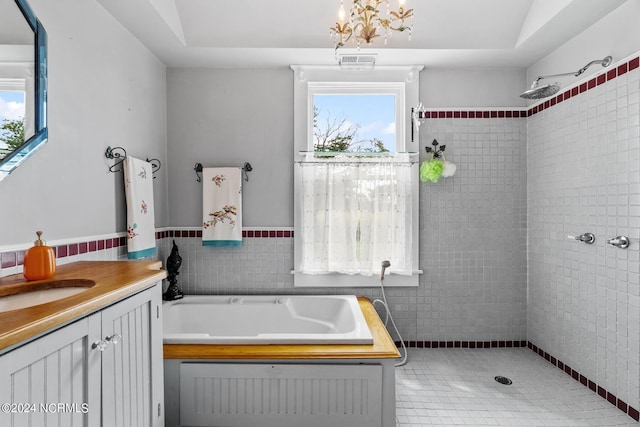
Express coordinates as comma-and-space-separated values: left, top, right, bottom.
396, 349, 638, 426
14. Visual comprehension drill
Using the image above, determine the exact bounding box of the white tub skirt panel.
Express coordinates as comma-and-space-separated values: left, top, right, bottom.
179, 363, 383, 427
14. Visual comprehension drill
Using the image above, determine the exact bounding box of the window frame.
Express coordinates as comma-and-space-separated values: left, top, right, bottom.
291, 65, 423, 288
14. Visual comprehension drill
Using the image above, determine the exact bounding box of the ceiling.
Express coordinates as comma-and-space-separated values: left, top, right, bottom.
96, 0, 627, 68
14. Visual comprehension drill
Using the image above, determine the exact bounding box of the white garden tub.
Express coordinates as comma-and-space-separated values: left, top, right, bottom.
162, 295, 373, 345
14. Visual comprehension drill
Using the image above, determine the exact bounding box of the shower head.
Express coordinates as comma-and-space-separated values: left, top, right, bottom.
520, 56, 613, 100
380, 260, 391, 281
520, 82, 561, 100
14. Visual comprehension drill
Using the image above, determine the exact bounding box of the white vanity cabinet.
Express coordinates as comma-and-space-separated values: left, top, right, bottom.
0, 282, 164, 427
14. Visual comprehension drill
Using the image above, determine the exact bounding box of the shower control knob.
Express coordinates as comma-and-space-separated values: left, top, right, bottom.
606, 236, 630, 249
575, 233, 595, 244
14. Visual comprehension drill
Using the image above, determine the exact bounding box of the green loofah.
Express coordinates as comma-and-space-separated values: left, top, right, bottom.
419, 159, 444, 182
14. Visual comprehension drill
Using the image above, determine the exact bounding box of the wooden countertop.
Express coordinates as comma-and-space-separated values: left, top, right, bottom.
0, 261, 166, 353
163, 296, 401, 360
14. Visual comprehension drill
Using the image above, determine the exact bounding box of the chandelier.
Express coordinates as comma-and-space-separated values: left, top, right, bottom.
330, 0, 414, 50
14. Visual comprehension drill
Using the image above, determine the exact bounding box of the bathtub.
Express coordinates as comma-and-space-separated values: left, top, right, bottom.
162, 294, 374, 345
163, 296, 399, 427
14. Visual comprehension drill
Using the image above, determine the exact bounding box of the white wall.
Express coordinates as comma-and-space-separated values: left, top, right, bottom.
527, 0, 640, 94
166, 68, 293, 227
0, 0, 167, 246
420, 68, 527, 108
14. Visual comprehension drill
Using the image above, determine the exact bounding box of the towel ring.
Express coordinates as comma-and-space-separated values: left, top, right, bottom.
194, 162, 253, 183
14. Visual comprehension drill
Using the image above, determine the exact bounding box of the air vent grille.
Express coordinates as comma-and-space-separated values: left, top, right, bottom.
338, 54, 376, 69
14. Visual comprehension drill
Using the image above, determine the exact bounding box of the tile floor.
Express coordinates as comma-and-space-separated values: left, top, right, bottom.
396, 348, 638, 426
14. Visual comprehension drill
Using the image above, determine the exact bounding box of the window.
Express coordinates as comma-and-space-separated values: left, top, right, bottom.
313, 94, 396, 153
292, 66, 422, 287
0, 88, 26, 161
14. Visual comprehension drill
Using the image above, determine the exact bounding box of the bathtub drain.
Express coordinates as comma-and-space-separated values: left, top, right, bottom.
494, 376, 512, 385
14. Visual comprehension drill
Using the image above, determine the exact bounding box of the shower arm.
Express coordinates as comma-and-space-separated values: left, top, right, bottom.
529, 56, 612, 89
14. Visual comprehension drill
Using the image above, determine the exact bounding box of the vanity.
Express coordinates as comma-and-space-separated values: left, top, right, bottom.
0, 261, 167, 427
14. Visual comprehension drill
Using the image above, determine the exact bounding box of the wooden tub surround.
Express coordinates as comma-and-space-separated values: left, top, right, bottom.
0, 260, 166, 353
163, 297, 400, 427
163, 296, 400, 360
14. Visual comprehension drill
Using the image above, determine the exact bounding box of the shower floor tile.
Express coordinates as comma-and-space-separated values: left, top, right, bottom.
396, 348, 637, 426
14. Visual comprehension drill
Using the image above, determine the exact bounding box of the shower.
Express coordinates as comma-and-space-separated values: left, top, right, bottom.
520, 56, 612, 99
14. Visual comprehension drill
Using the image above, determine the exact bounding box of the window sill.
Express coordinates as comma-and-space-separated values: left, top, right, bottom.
292, 271, 421, 288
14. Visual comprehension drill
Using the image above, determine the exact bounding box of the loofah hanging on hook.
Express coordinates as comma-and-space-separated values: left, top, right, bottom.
419, 159, 444, 182
421, 139, 456, 182
440, 154, 457, 178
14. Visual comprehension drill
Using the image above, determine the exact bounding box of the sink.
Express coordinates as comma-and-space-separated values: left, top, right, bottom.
0, 279, 95, 312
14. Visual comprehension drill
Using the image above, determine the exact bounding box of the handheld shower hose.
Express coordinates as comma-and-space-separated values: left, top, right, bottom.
373, 260, 408, 367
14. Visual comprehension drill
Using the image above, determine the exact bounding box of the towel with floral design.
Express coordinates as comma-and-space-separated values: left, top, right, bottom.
124, 156, 156, 258
202, 167, 242, 246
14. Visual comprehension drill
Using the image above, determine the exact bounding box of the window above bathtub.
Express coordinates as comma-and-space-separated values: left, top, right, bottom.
310, 83, 402, 154
291, 65, 422, 287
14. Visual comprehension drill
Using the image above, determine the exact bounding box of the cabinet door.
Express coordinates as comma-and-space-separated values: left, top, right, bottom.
101, 284, 164, 427
0, 313, 102, 427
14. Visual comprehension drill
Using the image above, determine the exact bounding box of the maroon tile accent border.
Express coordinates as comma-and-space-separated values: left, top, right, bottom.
0, 228, 295, 270
528, 342, 640, 422
395, 340, 527, 349
156, 229, 294, 239
417, 55, 639, 120
416, 110, 527, 119
1, 236, 128, 269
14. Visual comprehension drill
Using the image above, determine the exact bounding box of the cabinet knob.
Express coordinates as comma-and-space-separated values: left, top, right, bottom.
106, 333, 122, 345
92, 340, 107, 351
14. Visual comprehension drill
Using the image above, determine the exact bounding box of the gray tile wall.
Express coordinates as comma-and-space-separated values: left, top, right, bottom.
417, 117, 528, 341
157, 114, 529, 343
527, 63, 640, 410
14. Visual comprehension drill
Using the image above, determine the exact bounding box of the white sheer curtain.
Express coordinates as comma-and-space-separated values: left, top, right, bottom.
299, 154, 414, 276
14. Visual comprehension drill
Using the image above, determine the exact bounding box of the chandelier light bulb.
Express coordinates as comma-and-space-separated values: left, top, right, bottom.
338, 4, 346, 23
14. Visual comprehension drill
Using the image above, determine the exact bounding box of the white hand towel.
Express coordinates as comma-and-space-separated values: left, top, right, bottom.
202, 167, 242, 246
124, 156, 156, 259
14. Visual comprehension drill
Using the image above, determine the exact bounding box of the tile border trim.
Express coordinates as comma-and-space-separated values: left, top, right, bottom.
156, 228, 294, 240
395, 340, 527, 349
527, 341, 639, 422
415, 55, 639, 120
527, 55, 638, 117
1, 228, 295, 270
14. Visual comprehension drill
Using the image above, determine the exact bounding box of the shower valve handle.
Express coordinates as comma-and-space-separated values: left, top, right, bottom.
575, 233, 595, 244
607, 236, 630, 249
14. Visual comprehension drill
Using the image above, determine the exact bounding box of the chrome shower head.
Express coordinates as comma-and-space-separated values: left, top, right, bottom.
520, 82, 561, 100
381, 260, 391, 281
519, 55, 613, 100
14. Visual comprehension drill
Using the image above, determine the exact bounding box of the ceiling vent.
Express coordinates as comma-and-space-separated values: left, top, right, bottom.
338, 54, 376, 70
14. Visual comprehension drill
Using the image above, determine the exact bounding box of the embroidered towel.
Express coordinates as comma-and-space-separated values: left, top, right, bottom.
124, 156, 156, 259
202, 167, 242, 246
